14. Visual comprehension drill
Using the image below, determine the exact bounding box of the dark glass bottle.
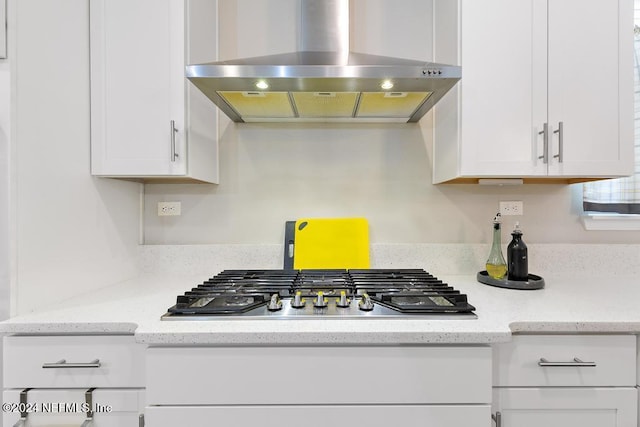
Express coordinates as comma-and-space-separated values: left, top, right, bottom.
507, 222, 528, 281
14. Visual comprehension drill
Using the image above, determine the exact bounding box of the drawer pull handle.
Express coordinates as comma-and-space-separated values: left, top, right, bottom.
81, 387, 96, 427
492, 411, 502, 427
42, 359, 101, 369
538, 357, 596, 367
13, 388, 32, 427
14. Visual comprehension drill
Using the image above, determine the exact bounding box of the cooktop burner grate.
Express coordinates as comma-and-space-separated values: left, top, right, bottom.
163, 269, 475, 319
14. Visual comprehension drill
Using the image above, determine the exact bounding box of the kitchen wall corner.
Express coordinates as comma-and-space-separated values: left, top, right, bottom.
9, 0, 141, 315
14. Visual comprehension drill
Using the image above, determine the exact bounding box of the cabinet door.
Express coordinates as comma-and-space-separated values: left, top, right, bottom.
547, 0, 634, 177
434, 0, 633, 182
90, 0, 186, 177
493, 387, 637, 427
450, 0, 549, 178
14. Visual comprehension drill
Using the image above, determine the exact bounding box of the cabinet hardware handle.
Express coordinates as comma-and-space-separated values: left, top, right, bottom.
13, 388, 32, 427
42, 359, 101, 369
492, 411, 502, 427
537, 123, 549, 164
80, 388, 96, 427
538, 357, 596, 367
80, 387, 96, 427
553, 121, 564, 163
170, 120, 179, 162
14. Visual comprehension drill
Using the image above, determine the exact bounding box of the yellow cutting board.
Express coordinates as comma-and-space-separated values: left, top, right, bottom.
293, 217, 370, 270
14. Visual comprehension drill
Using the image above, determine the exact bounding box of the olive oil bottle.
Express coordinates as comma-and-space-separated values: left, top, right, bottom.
485, 213, 507, 279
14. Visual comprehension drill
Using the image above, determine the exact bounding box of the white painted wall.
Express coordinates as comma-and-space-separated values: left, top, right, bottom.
144, 0, 640, 245
0, 0, 9, 404
0, 22, 8, 326
9, 0, 141, 315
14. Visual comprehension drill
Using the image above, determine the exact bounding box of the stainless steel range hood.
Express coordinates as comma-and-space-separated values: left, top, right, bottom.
186, 0, 461, 123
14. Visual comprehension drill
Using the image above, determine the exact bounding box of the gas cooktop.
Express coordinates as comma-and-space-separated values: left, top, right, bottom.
162, 269, 476, 320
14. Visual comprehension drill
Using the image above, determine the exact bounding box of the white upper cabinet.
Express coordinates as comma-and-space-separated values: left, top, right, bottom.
433, 0, 634, 183
90, 0, 219, 183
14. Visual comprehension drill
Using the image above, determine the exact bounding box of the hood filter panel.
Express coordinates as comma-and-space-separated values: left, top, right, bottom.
218, 92, 294, 118
217, 90, 434, 122
357, 92, 431, 118
292, 92, 358, 118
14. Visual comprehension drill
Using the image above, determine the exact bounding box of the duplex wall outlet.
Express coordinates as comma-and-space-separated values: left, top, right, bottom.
500, 201, 524, 216
157, 201, 181, 216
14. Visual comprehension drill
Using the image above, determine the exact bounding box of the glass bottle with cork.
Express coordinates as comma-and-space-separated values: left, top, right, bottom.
485, 213, 507, 279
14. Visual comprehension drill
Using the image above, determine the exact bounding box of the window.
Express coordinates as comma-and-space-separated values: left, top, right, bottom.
581, 2, 640, 227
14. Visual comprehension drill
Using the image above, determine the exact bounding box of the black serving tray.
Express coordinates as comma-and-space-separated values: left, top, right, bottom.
477, 270, 545, 290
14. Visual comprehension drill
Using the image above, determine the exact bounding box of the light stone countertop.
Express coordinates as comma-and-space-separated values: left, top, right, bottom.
1, 271, 639, 345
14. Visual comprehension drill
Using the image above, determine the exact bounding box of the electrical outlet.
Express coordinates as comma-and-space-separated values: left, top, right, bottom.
500, 201, 524, 216
157, 201, 181, 216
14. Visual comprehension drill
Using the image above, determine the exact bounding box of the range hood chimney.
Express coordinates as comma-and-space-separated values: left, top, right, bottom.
186, 0, 461, 123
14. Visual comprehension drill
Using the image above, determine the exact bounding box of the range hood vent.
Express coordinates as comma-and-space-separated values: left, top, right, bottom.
186, 0, 461, 123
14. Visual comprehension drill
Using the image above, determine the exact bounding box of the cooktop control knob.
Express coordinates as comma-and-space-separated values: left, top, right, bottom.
336, 290, 351, 308
358, 293, 374, 311
291, 291, 306, 309
313, 291, 328, 308
267, 294, 283, 311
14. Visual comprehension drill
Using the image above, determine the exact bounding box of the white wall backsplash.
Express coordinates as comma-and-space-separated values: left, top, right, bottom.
139, 244, 640, 278
144, 0, 640, 245
143, 121, 637, 244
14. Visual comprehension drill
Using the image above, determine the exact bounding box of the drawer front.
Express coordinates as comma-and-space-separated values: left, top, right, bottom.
147, 346, 492, 405
493, 335, 636, 387
3, 388, 145, 427
3, 335, 146, 388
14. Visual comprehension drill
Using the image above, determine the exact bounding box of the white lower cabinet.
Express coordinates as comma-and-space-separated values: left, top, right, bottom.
2, 335, 146, 426
6, 333, 640, 427
2, 388, 145, 427
145, 345, 493, 426
492, 335, 638, 427
493, 388, 637, 427
3, 335, 146, 388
